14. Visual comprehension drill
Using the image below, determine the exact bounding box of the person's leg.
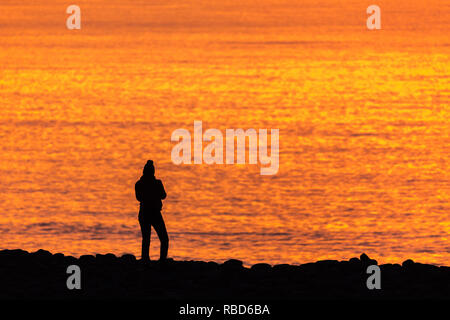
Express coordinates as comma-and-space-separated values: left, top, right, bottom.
151, 211, 169, 261
139, 214, 151, 261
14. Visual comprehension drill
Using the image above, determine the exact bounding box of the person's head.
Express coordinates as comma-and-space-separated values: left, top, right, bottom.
143, 160, 155, 176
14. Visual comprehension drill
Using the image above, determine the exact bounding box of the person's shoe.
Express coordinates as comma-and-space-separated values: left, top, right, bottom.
157, 257, 173, 269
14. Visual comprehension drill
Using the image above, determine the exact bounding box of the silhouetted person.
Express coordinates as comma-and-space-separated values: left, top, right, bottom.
135, 160, 168, 262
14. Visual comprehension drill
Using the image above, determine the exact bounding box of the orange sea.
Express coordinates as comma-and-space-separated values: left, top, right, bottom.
0, 0, 449, 266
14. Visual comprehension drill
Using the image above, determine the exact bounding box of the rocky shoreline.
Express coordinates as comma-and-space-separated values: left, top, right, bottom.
0, 249, 448, 300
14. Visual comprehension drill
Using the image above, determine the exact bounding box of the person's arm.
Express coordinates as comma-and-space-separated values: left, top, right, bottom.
135, 181, 143, 202
159, 180, 167, 200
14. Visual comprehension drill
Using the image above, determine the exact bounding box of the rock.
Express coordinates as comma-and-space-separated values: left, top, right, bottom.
0, 249, 28, 257
348, 257, 362, 271
251, 263, 272, 272
207, 261, 219, 269
52, 253, 65, 263
0, 248, 448, 299
299, 262, 316, 269
221, 259, 244, 272
349, 257, 360, 264
360, 253, 370, 263
96, 253, 117, 264
120, 254, 136, 263
0, 249, 30, 266
316, 260, 339, 267
273, 264, 295, 273
359, 253, 378, 266
31, 249, 52, 259
79, 254, 96, 264
222, 259, 243, 268
29, 249, 53, 266
380, 263, 398, 271
63, 255, 78, 265
339, 260, 350, 267
402, 259, 415, 268
409, 262, 439, 272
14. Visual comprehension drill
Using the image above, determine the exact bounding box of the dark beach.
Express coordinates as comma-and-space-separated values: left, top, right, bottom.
0, 249, 449, 300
